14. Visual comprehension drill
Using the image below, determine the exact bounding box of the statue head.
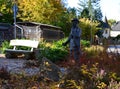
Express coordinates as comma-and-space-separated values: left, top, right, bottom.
71, 18, 79, 28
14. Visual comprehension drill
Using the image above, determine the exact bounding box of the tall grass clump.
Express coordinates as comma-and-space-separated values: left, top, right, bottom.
84, 45, 104, 58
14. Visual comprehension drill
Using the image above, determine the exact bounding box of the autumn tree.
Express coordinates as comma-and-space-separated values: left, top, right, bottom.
48, 0, 66, 25
0, 0, 13, 23
17, 0, 66, 24
108, 19, 116, 26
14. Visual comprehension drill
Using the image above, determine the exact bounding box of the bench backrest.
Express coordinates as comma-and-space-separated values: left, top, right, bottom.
10, 40, 39, 51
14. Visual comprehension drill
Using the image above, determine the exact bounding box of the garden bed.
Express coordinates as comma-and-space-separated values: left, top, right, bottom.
0, 44, 120, 89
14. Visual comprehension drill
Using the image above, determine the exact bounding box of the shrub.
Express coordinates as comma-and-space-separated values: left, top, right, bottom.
81, 40, 90, 47
0, 40, 33, 53
39, 38, 69, 62
79, 18, 100, 41
0, 40, 11, 53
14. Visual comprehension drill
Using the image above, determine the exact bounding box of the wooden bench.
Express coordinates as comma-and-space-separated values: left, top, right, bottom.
5, 39, 39, 59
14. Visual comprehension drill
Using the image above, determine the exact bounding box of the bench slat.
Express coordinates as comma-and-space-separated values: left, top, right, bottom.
5, 49, 33, 53
10, 40, 39, 48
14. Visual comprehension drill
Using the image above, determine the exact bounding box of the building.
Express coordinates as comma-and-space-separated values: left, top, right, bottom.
111, 21, 120, 37
16, 22, 64, 42
0, 23, 14, 45
0, 22, 64, 45
102, 16, 111, 39
101, 17, 120, 44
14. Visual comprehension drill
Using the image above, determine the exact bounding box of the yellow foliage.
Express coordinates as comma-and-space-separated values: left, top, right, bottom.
79, 18, 100, 41
84, 45, 104, 58
97, 82, 107, 89
17, 0, 65, 23
45, 43, 52, 47
85, 45, 104, 52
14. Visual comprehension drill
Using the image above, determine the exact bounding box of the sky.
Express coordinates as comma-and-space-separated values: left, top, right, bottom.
67, 0, 120, 21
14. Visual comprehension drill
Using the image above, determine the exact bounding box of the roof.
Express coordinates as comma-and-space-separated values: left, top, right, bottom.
102, 21, 110, 28
16, 22, 61, 29
111, 21, 120, 31
97, 20, 110, 28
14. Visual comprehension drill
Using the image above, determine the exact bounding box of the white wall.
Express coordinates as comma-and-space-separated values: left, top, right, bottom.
102, 28, 110, 38
110, 31, 120, 37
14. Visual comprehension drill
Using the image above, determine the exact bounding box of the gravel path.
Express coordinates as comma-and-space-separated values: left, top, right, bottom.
0, 54, 40, 76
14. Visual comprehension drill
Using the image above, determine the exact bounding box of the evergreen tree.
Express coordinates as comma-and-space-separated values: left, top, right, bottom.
78, 0, 103, 21
80, 8, 90, 18
77, 0, 88, 13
